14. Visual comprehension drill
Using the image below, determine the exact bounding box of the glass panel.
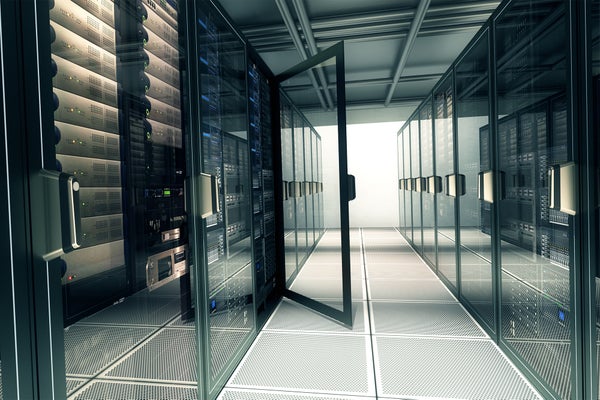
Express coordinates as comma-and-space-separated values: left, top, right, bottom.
593, 0, 600, 398
495, 2, 571, 398
281, 100, 297, 283
456, 30, 494, 330
434, 74, 457, 288
196, 2, 255, 395
311, 129, 318, 245
420, 100, 435, 267
48, 0, 203, 396
294, 111, 309, 266
279, 44, 352, 324
410, 118, 422, 252
404, 127, 412, 239
398, 130, 405, 232
248, 60, 276, 323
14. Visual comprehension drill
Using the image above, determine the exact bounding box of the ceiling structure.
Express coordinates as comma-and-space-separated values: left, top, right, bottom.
216, 0, 500, 125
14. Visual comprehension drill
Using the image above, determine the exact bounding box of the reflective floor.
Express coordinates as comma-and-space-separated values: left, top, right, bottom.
219, 228, 542, 400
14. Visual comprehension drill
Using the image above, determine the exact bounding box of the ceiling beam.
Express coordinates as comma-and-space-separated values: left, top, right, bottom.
275, 0, 328, 110
282, 73, 442, 92
384, 0, 431, 106
291, 0, 334, 109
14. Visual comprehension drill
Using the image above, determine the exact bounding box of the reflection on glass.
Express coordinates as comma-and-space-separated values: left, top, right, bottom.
420, 100, 435, 267
456, 30, 494, 330
410, 119, 422, 252
594, 0, 600, 397
495, 2, 571, 398
434, 74, 457, 288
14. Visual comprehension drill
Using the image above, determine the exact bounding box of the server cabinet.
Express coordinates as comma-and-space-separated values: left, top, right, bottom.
495, 2, 573, 398
455, 29, 495, 332
248, 56, 277, 327
190, 2, 256, 397
434, 73, 458, 290
420, 99, 436, 268
410, 119, 422, 251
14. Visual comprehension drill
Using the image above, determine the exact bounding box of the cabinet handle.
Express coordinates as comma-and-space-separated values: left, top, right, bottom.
200, 173, 219, 218
348, 175, 356, 201
477, 170, 494, 203
444, 174, 466, 197
427, 176, 442, 194
549, 163, 577, 216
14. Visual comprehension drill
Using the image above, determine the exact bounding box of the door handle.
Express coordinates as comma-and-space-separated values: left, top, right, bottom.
549, 163, 577, 215
38, 170, 82, 261
444, 174, 465, 197
200, 173, 219, 218
348, 175, 356, 201
427, 176, 442, 194
477, 170, 494, 203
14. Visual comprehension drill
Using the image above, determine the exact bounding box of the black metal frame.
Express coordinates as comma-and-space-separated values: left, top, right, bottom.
276, 41, 353, 328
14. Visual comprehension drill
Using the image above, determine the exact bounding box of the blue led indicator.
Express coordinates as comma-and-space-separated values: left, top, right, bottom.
198, 19, 207, 29
201, 95, 210, 102
558, 309, 565, 322
200, 57, 209, 65
210, 299, 216, 311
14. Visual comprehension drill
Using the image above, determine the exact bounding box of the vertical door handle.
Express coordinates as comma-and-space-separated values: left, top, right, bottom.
549, 163, 577, 216
200, 173, 219, 218
427, 176, 442, 194
38, 170, 82, 261
445, 174, 466, 197
348, 175, 356, 201
478, 170, 494, 203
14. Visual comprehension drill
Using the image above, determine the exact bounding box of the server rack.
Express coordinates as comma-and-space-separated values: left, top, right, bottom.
397, 0, 582, 398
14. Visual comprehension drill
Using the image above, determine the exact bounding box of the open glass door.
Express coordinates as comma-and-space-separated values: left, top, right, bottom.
277, 42, 353, 327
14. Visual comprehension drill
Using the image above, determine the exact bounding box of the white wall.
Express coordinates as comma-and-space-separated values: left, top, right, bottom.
319, 122, 403, 228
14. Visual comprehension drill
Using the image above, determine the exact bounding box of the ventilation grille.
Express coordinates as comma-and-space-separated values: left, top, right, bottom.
70, 381, 197, 400
371, 302, 486, 337
105, 329, 197, 383
230, 332, 373, 396
374, 336, 540, 399
210, 329, 253, 381
65, 325, 153, 376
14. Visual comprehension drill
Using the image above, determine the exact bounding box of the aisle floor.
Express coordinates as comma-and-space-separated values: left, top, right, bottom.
219, 228, 542, 400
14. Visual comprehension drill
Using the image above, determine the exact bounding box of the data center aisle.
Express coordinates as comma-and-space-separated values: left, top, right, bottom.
219, 228, 542, 400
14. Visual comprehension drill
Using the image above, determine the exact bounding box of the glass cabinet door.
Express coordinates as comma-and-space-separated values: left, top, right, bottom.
434, 74, 457, 289
398, 130, 405, 233
456, 29, 495, 332
281, 99, 297, 284
495, 2, 572, 398
591, 0, 600, 398
404, 127, 412, 241
420, 99, 436, 268
410, 119, 422, 252
294, 111, 309, 267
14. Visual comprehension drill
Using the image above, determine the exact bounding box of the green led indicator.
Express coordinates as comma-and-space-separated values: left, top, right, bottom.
164, 189, 171, 196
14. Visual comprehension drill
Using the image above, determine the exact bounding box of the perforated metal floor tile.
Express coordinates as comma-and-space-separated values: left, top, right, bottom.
168, 316, 196, 329
229, 332, 374, 396
509, 340, 571, 400
67, 379, 87, 395
70, 380, 198, 400
366, 264, 436, 280
64, 325, 154, 376
80, 296, 181, 326
290, 278, 365, 300
364, 252, 423, 265
374, 336, 540, 399
299, 263, 363, 280
133, 279, 182, 298
104, 328, 197, 383
368, 279, 455, 302
219, 388, 375, 400
264, 300, 367, 334
370, 302, 486, 337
